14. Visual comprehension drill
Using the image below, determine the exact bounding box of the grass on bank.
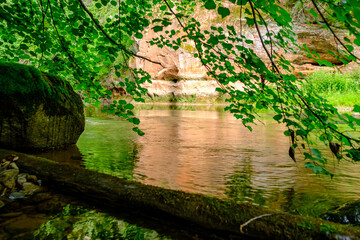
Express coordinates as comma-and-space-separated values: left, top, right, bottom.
302, 69, 360, 107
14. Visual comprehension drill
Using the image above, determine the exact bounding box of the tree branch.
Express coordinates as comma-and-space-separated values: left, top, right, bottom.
311, 0, 360, 61
77, 0, 164, 67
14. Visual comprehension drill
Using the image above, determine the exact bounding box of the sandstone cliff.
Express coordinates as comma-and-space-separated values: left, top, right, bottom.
110, 2, 360, 97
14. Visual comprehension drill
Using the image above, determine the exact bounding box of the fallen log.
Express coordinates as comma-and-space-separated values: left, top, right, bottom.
1, 148, 360, 240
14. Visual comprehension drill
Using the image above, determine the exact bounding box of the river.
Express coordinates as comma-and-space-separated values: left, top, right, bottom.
38, 105, 360, 218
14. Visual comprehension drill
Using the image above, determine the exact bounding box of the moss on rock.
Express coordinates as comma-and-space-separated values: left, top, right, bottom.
0, 62, 49, 97
0, 62, 85, 151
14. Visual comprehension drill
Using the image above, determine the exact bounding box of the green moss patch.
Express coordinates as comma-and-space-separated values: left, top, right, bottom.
0, 62, 82, 117
0, 61, 51, 97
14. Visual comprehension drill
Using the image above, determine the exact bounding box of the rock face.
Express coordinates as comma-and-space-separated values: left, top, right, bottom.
141, 79, 245, 97
121, 5, 360, 97
136, 23, 355, 80
0, 62, 85, 151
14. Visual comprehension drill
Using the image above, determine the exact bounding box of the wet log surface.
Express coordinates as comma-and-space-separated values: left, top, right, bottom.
2, 148, 360, 240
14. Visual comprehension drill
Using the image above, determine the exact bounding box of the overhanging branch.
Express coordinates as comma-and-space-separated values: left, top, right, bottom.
77, 0, 164, 67
311, 0, 360, 62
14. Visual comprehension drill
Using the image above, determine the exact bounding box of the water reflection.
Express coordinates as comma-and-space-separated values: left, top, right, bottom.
40, 107, 360, 217
77, 118, 139, 179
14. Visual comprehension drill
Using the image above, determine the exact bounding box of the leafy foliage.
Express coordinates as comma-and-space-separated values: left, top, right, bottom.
0, 0, 360, 175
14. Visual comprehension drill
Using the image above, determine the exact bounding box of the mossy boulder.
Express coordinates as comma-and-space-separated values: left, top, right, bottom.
0, 62, 84, 151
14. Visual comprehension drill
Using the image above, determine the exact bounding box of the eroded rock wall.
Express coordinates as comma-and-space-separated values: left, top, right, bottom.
126, 4, 360, 96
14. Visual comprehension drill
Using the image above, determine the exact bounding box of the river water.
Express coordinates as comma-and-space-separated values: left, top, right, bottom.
39, 106, 360, 218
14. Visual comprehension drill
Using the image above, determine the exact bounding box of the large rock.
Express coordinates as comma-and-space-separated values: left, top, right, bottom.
0, 62, 85, 151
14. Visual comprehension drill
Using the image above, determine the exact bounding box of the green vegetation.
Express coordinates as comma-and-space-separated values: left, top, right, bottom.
34, 205, 172, 240
302, 69, 360, 107
0, 0, 360, 174
142, 94, 228, 104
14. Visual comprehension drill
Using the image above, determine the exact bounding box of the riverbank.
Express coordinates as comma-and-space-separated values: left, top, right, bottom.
0, 151, 240, 240
2, 148, 360, 239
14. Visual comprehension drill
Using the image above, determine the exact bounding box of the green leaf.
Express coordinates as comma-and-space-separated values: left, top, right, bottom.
237, 0, 246, 5
82, 44, 88, 52
204, 0, 216, 10
309, 8, 318, 18
153, 26, 163, 32
341, 136, 351, 146
101, 0, 109, 6
218, 6, 230, 18
132, 127, 145, 136
305, 162, 314, 169
310, 148, 322, 159
353, 105, 360, 113
135, 33, 143, 39
20, 44, 28, 50
273, 114, 282, 121
131, 117, 140, 125
95, 3, 102, 8
124, 103, 134, 110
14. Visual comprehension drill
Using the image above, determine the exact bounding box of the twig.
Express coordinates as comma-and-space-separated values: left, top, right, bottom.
240, 212, 287, 233
248, 0, 280, 74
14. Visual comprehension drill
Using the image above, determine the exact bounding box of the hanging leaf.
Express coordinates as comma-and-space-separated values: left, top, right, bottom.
353, 105, 360, 113
153, 26, 163, 32
329, 142, 341, 158
289, 146, 296, 162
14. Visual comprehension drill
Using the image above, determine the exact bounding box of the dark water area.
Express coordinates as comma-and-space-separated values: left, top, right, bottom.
38, 106, 360, 218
